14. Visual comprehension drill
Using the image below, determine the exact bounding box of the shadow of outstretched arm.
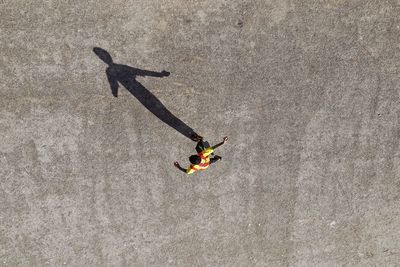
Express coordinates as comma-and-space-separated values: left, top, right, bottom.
133, 68, 170, 78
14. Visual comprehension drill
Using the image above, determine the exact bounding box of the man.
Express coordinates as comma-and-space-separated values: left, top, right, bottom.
174, 136, 228, 174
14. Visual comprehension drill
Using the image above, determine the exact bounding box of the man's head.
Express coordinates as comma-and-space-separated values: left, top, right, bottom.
189, 155, 201, 165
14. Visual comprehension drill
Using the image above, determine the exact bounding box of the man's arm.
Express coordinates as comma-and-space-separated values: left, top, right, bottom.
212, 136, 228, 150
174, 162, 187, 173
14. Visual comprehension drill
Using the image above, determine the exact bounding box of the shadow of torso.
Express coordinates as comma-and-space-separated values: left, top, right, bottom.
106, 64, 165, 108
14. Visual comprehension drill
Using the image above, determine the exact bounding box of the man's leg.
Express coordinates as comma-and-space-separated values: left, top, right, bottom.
196, 140, 214, 155
191, 133, 203, 142
195, 140, 205, 153
196, 140, 211, 153
210, 156, 222, 164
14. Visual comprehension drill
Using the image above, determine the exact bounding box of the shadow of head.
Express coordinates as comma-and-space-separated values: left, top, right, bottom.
93, 47, 113, 65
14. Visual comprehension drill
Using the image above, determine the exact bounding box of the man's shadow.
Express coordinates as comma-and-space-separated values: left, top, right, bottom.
93, 47, 201, 141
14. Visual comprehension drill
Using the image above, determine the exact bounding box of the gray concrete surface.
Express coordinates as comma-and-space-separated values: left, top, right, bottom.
1, 0, 400, 266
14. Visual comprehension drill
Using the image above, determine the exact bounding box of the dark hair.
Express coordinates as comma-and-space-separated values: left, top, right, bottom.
189, 155, 201, 165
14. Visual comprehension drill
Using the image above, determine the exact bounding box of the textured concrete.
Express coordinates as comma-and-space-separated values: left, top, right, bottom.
1, 0, 400, 266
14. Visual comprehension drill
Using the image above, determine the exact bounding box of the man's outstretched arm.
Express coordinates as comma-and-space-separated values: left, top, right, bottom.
212, 136, 228, 150
134, 68, 170, 78
174, 162, 187, 173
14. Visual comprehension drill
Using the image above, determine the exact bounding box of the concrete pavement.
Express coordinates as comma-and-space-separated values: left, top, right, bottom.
1, 0, 400, 266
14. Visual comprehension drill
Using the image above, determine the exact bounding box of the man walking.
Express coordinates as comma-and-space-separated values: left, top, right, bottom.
174, 136, 228, 174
